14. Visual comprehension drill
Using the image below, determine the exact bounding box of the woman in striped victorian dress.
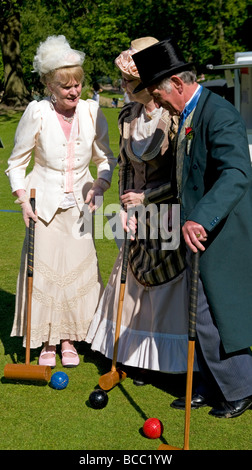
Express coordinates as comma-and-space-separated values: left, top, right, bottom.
86, 37, 197, 383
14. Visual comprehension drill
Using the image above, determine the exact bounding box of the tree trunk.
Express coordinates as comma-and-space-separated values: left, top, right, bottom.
0, 12, 30, 108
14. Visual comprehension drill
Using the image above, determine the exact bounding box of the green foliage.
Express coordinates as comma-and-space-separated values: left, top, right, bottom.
0, 54, 4, 88
0, 0, 250, 93
0, 0, 23, 15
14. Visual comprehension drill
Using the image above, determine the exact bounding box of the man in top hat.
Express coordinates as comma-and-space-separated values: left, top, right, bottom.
132, 38, 252, 418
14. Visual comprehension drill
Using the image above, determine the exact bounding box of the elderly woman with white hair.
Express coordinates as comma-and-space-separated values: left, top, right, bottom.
86, 37, 197, 384
5, 35, 116, 368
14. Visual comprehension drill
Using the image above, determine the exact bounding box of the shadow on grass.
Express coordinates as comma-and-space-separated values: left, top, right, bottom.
0, 287, 111, 376
0, 288, 41, 364
0, 288, 199, 399
0, 288, 50, 386
117, 383, 174, 446
78, 341, 112, 375
0, 289, 24, 361
78, 338, 201, 403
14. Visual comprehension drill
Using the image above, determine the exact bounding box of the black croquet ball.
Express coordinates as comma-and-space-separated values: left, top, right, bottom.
89, 389, 108, 409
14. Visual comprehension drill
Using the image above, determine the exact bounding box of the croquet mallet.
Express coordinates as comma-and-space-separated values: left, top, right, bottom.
158, 250, 200, 451
98, 232, 131, 390
4, 189, 51, 383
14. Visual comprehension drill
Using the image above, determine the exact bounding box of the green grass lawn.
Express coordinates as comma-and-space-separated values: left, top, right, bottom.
0, 106, 251, 453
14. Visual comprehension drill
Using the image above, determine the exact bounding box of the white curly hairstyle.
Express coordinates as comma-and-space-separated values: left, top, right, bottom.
33, 35, 85, 76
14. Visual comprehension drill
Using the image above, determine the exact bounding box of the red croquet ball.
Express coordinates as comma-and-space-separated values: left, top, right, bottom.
143, 417, 164, 439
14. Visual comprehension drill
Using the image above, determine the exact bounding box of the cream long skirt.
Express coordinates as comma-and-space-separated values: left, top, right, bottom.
86, 245, 199, 373
11, 207, 103, 348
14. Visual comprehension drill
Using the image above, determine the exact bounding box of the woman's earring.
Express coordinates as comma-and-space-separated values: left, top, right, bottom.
49, 93, 57, 110
51, 93, 57, 105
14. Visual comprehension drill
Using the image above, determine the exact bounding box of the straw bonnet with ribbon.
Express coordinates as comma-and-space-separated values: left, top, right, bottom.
33, 35, 85, 76
132, 37, 192, 93
115, 36, 158, 81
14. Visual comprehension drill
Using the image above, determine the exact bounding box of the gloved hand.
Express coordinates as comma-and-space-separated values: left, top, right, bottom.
85, 179, 110, 213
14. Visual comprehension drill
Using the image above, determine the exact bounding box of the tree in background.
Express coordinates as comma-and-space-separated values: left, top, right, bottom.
0, 0, 30, 107
0, 0, 250, 107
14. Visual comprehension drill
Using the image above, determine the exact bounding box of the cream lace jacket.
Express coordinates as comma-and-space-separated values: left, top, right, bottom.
6, 98, 116, 222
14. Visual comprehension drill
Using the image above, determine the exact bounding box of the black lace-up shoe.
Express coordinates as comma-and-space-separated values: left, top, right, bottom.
171, 393, 209, 410
209, 396, 252, 418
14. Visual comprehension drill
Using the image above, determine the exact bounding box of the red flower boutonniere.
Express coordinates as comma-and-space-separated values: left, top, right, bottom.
185, 126, 194, 140
185, 126, 194, 155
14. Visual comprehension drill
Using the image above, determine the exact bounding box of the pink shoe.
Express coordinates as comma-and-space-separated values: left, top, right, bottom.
61, 349, 80, 368
38, 350, 56, 368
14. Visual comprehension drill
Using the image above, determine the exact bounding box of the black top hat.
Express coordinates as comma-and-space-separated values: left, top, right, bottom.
132, 37, 192, 93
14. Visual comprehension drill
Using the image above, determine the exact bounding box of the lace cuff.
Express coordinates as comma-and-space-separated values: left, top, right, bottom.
14, 193, 29, 204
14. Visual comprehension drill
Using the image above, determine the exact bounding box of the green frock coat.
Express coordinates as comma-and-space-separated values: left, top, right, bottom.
180, 86, 252, 353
